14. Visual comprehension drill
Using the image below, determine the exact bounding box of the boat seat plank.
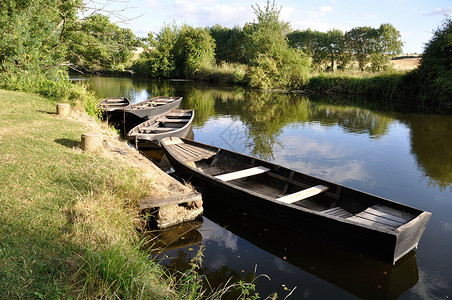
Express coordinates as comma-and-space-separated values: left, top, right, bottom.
215, 166, 270, 181
157, 118, 190, 122
166, 112, 192, 117
277, 185, 329, 204
347, 216, 398, 231
174, 145, 215, 160
322, 207, 353, 218
149, 128, 178, 133
163, 137, 184, 145
169, 144, 217, 162
370, 204, 415, 222
365, 207, 410, 223
355, 212, 404, 227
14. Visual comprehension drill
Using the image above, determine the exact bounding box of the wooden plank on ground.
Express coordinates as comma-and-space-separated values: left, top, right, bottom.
139, 192, 202, 209
277, 185, 329, 204
215, 166, 270, 181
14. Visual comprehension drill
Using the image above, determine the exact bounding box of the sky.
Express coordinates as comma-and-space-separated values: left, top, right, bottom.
84, 0, 452, 54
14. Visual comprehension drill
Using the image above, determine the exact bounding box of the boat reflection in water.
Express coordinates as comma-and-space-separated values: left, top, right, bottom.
147, 200, 419, 300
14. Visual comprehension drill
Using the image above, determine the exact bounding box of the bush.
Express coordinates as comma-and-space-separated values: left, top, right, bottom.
248, 47, 311, 90
416, 18, 452, 107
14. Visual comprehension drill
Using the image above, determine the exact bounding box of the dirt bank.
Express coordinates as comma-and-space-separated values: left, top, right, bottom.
68, 108, 195, 200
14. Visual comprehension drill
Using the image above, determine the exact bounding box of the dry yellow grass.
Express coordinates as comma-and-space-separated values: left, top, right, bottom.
391, 57, 420, 70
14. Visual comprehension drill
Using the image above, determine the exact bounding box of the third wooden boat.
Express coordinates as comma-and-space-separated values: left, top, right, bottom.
124, 96, 182, 119
127, 109, 194, 148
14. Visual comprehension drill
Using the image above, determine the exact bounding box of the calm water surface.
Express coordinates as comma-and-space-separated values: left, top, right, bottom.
78, 76, 452, 299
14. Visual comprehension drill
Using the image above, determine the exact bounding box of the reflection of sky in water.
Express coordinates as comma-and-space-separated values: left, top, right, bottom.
192, 113, 452, 299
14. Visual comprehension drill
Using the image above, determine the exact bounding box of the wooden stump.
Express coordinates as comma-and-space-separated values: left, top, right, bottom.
56, 103, 70, 117
81, 132, 103, 152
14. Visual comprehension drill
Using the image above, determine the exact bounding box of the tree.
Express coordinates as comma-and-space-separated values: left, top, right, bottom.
242, 0, 291, 63
287, 29, 347, 71
244, 1, 311, 89
208, 25, 246, 63
324, 29, 345, 71
0, 0, 82, 75
344, 26, 374, 71
66, 14, 141, 72
173, 25, 216, 78
369, 24, 403, 71
143, 22, 179, 78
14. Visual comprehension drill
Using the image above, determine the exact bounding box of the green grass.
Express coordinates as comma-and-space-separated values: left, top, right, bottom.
0, 89, 174, 299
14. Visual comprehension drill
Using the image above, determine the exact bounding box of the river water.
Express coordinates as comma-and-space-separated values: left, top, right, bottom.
78, 76, 452, 299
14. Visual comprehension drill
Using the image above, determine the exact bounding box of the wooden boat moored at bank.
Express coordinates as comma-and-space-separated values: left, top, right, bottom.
124, 96, 182, 119
98, 97, 130, 112
126, 109, 194, 148
161, 137, 432, 264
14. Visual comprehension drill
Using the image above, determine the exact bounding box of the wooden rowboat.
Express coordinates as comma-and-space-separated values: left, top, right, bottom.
98, 97, 130, 112
124, 96, 182, 119
161, 137, 431, 264
126, 109, 194, 148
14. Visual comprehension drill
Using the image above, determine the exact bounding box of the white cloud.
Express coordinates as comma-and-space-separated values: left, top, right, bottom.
321, 6, 334, 13
425, 7, 452, 16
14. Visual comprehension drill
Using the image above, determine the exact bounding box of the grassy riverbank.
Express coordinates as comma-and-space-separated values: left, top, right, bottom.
0, 89, 178, 299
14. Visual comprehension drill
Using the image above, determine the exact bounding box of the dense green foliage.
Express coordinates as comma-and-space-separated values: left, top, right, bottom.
415, 18, 452, 106
208, 25, 246, 63
0, 0, 85, 102
288, 24, 402, 72
66, 14, 141, 72
243, 1, 311, 89
133, 24, 216, 79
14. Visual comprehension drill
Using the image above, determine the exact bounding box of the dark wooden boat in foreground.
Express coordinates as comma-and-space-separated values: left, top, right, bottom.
161, 137, 431, 264
124, 96, 182, 119
126, 109, 194, 148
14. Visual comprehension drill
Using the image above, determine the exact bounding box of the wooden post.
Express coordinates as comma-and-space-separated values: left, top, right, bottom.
81, 132, 103, 152
56, 103, 70, 117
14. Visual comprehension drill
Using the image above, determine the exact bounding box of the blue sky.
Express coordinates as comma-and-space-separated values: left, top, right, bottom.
85, 0, 451, 53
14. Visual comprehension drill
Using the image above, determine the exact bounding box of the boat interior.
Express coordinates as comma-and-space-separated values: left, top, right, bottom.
134, 111, 192, 134
165, 138, 417, 231
99, 97, 129, 109
131, 97, 178, 109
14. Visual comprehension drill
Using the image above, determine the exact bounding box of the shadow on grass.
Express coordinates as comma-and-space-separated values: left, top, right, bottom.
37, 110, 56, 115
55, 138, 80, 149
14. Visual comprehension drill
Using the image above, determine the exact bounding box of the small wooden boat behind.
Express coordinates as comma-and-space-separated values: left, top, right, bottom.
126, 109, 194, 148
98, 97, 130, 112
124, 96, 182, 119
161, 137, 432, 264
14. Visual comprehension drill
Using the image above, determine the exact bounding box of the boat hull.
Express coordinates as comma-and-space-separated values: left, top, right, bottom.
162, 138, 431, 264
